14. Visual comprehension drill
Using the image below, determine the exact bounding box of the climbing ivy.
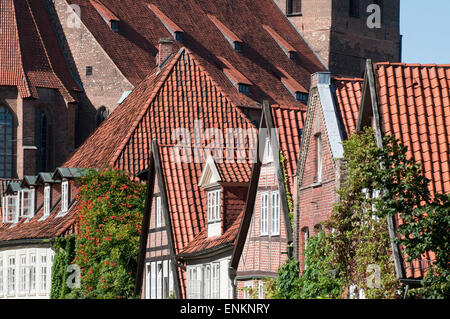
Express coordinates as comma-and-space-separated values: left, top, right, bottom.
279, 151, 294, 229
50, 235, 76, 299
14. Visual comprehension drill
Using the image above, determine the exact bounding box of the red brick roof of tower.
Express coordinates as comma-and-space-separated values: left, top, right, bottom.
332, 77, 364, 135
65, 0, 325, 104
373, 62, 450, 280
0, 0, 79, 102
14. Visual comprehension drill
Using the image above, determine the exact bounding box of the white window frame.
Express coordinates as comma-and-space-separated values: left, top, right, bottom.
3, 194, 19, 223
29, 254, 36, 294
243, 282, 253, 299
316, 134, 322, 182
20, 189, 35, 219
7, 256, 15, 296
203, 264, 211, 299
44, 185, 51, 217
40, 254, 47, 293
19, 255, 26, 294
212, 263, 220, 299
207, 189, 221, 222
61, 181, 69, 214
155, 196, 162, 228
260, 192, 269, 235
258, 281, 264, 299
271, 192, 280, 236
264, 137, 273, 163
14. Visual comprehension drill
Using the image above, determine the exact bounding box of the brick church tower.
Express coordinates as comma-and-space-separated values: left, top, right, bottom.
0, 0, 80, 179
274, 0, 401, 77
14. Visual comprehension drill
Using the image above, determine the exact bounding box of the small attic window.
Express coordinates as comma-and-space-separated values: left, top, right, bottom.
296, 92, 308, 103
86, 66, 93, 76
234, 42, 243, 53
110, 20, 119, 32
175, 31, 183, 42
239, 84, 250, 95
289, 51, 296, 61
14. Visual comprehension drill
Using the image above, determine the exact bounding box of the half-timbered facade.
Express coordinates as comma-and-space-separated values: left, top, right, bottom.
231, 102, 305, 299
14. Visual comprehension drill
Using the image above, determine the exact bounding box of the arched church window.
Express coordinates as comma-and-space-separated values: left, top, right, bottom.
96, 106, 109, 127
35, 108, 48, 173
0, 105, 14, 178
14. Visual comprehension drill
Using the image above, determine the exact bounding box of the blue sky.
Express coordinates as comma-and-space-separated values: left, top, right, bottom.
400, 0, 450, 63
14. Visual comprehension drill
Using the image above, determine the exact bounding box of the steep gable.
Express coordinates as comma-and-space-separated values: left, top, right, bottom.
0, 0, 79, 101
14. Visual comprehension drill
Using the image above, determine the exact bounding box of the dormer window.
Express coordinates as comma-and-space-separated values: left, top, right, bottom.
44, 185, 51, 217
148, 4, 184, 42
207, 189, 221, 237
2, 195, 18, 223
263, 25, 297, 60
20, 189, 35, 219
110, 20, 119, 32
234, 42, 243, 53
217, 57, 252, 96
61, 181, 69, 214
208, 15, 243, 53
296, 92, 309, 103
238, 83, 250, 95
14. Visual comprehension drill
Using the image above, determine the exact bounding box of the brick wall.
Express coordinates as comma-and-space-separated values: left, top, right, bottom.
296, 87, 339, 270
237, 160, 290, 289
48, 0, 134, 146
273, 0, 401, 77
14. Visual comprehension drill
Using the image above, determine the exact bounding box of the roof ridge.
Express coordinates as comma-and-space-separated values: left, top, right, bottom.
332, 76, 364, 82
375, 62, 450, 68
270, 104, 306, 111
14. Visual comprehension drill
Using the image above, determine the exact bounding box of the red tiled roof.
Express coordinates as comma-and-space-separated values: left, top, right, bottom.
90, 0, 119, 22
180, 212, 243, 256
271, 105, 306, 195
0, 0, 79, 102
65, 0, 325, 102
207, 14, 242, 44
332, 77, 363, 135
277, 66, 309, 94
216, 162, 252, 184
217, 56, 253, 86
262, 24, 296, 55
375, 63, 449, 196
373, 63, 450, 280
65, 49, 255, 175
66, 49, 255, 254
0, 200, 78, 242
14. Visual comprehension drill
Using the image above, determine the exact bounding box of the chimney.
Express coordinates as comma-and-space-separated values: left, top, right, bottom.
310, 72, 331, 89
157, 38, 174, 68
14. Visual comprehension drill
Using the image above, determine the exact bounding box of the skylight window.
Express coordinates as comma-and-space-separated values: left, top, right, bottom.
296, 92, 309, 103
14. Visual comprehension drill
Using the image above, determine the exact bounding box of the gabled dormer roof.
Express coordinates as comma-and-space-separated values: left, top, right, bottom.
52, 167, 86, 180
35, 172, 60, 185
21, 175, 38, 188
